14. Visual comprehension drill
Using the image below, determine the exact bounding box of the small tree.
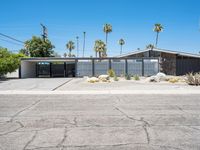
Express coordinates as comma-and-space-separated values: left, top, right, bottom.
119, 39, 125, 55
25, 36, 55, 57
19, 48, 29, 56
0, 47, 24, 78
94, 40, 107, 58
146, 44, 155, 50
66, 41, 75, 57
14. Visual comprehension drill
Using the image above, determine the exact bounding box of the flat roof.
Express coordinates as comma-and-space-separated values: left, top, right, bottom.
21, 57, 159, 62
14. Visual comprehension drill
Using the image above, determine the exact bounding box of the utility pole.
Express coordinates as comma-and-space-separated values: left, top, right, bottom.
40, 24, 48, 41
76, 36, 79, 57
83, 32, 86, 57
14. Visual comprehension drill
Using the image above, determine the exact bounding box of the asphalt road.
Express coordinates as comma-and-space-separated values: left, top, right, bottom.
0, 94, 200, 150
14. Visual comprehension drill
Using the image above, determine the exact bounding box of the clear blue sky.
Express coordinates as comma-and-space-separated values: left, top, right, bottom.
1, 0, 200, 56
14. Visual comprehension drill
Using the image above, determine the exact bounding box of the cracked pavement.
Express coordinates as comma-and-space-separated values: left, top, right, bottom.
0, 94, 200, 150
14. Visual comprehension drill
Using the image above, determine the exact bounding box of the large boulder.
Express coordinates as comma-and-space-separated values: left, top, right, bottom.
87, 77, 99, 83
146, 72, 167, 82
146, 76, 160, 82
156, 72, 167, 81
98, 75, 110, 82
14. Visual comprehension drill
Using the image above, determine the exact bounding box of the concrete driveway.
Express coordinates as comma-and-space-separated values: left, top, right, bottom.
0, 78, 72, 91
1, 78, 200, 94
0, 94, 200, 150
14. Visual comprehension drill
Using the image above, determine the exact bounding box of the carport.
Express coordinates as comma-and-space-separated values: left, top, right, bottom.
20, 58, 76, 78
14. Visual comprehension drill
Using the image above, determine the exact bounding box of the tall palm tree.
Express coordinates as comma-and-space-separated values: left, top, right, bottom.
154, 24, 163, 47
83, 32, 86, 57
66, 41, 75, 57
94, 40, 107, 58
103, 24, 112, 55
119, 39, 125, 55
76, 36, 79, 57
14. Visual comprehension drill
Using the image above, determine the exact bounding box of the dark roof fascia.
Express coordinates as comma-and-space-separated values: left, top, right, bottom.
118, 48, 200, 59
21, 57, 159, 61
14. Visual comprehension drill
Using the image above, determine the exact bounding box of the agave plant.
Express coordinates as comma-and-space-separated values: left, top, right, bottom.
186, 72, 200, 86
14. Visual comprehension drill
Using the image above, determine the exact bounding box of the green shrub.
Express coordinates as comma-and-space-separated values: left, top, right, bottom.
133, 75, 140, 80
125, 74, 131, 80
120, 73, 125, 77
114, 75, 119, 81
186, 72, 200, 86
107, 69, 115, 77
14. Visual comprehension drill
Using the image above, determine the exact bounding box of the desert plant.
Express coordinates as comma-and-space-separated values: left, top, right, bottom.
114, 75, 119, 81
107, 69, 115, 77
186, 73, 200, 86
168, 77, 179, 83
133, 75, 140, 81
125, 74, 131, 80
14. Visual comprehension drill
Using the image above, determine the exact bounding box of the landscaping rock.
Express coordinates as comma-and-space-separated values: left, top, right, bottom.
87, 77, 99, 83
98, 75, 109, 82
146, 72, 167, 82
156, 72, 167, 81
147, 76, 160, 82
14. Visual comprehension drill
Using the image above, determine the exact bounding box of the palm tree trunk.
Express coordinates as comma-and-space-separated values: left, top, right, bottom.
76, 37, 79, 57
69, 50, 72, 57
83, 32, 86, 57
99, 52, 101, 58
105, 33, 108, 45
155, 32, 159, 47
120, 45, 122, 55
105, 33, 108, 56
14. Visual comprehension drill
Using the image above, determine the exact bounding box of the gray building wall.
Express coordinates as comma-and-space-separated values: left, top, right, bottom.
21, 61, 36, 78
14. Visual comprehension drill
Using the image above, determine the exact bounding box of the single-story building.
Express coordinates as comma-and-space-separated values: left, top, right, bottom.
119, 48, 200, 75
19, 48, 200, 78
20, 57, 159, 78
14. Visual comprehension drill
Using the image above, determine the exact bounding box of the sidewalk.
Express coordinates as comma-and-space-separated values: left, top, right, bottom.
0, 89, 199, 95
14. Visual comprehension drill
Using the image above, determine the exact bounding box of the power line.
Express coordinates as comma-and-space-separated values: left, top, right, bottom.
0, 38, 24, 46
0, 33, 24, 44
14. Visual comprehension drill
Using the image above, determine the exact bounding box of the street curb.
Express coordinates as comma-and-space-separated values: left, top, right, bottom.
0, 90, 200, 95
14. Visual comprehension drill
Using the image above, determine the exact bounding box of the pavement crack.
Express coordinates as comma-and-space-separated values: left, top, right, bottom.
114, 106, 150, 126
114, 106, 151, 144
23, 131, 38, 150
9, 100, 41, 122
142, 124, 150, 144
0, 121, 24, 136
16, 121, 24, 128
115, 95, 122, 103
175, 105, 189, 114
57, 127, 68, 149
187, 126, 200, 132
73, 117, 78, 127
152, 144, 184, 150
66, 142, 146, 148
